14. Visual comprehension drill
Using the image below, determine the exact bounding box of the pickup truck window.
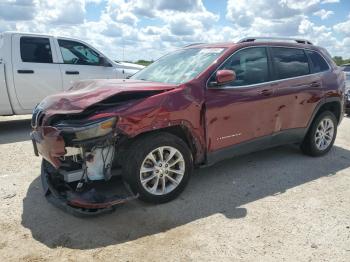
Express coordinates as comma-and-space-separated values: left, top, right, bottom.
20, 37, 53, 63
58, 39, 101, 66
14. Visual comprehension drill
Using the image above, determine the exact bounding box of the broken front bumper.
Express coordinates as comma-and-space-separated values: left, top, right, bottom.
31, 126, 65, 168
32, 126, 137, 216
41, 161, 137, 217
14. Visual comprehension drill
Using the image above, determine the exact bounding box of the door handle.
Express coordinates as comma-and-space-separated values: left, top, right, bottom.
17, 70, 34, 74
309, 81, 320, 88
65, 71, 79, 75
260, 89, 273, 96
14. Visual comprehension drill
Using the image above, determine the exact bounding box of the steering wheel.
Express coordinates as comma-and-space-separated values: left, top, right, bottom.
71, 58, 79, 64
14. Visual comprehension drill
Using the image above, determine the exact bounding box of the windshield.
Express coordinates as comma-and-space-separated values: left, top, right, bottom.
131, 48, 225, 84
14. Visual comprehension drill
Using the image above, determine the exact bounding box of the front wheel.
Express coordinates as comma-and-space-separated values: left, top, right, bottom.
301, 111, 337, 156
122, 132, 193, 204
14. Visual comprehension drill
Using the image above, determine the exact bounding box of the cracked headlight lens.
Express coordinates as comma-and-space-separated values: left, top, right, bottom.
56, 117, 117, 141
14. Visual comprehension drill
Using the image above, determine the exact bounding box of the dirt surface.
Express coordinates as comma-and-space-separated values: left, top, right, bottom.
0, 115, 349, 261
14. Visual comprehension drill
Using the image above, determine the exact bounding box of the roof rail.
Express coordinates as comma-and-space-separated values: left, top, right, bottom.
184, 43, 205, 47
238, 37, 313, 45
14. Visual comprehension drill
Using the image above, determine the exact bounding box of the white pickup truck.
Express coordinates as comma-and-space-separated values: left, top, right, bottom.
0, 31, 144, 115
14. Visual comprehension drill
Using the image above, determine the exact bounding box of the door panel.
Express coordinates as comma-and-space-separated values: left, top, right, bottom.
270, 47, 324, 132
59, 64, 117, 90
12, 35, 62, 110
205, 47, 276, 153
206, 84, 277, 152
272, 75, 322, 132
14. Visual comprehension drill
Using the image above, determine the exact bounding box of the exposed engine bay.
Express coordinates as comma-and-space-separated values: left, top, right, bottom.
32, 114, 138, 216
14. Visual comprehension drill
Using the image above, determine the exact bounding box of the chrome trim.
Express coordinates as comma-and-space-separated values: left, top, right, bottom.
210, 72, 327, 90
206, 45, 331, 90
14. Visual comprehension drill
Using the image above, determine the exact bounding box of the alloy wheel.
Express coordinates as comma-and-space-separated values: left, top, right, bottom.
314, 117, 334, 151
139, 146, 185, 195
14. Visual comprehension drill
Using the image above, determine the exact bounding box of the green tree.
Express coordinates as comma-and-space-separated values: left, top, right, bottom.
135, 60, 153, 66
333, 56, 350, 66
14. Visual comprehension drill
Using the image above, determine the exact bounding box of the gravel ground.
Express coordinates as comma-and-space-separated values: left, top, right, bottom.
0, 115, 349, 262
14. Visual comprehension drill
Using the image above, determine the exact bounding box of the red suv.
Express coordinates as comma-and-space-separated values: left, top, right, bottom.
31, 37, 346, 215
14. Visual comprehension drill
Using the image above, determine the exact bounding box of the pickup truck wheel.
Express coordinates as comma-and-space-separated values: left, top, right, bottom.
122, 132, 193, 204
301, 111, 337, 156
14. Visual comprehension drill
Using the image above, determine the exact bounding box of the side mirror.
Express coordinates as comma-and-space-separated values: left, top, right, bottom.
100, 56, 112, 67
216, 70, 236, 85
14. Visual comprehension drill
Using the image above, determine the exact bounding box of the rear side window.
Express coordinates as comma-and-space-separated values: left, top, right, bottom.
271, 47, 309, 80
219, 47, 269, 86
20, 37, 53, 63
306, 50, 329, 73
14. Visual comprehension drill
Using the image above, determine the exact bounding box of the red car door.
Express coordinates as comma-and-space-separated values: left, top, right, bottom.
269, 47, 324, 132
205, 47, 277, 154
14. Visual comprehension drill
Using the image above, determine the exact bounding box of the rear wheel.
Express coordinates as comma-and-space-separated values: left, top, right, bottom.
301, 111, 337, 156
122, 132, 193, 204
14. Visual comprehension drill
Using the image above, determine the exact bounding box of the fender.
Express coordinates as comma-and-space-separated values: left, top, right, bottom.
306, 97, 343, 132
125, 120, 206, 165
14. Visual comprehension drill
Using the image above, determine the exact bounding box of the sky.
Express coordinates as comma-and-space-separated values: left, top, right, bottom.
0, 0, 349, 61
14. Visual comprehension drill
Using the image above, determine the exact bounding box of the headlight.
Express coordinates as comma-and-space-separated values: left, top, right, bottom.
56, 117, 117, 141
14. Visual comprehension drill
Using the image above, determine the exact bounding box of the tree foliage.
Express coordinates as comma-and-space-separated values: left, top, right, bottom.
134, 60, 153, 66
333, 56, 350, 66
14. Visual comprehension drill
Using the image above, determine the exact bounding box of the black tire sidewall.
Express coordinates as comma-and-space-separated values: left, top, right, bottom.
123, 133, 193, 203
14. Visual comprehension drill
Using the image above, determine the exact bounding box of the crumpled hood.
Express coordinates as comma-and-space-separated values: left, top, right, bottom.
39, 79, 176, 115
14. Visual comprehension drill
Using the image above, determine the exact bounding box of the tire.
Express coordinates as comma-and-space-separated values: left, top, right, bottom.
301, 111, 337, 156
122, 132, 193, 204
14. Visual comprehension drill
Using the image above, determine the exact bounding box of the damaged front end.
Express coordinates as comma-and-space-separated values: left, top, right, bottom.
31, 112, 137, 216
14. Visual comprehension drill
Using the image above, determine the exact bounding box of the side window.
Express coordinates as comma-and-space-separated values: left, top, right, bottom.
219, 47, 269, 86
58, 39, 101, 66
20, 37, 53, 63
271, 47, 309, 79
306, 50, 329, 73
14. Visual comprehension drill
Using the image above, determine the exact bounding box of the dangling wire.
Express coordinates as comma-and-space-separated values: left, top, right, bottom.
75, 148, 90, 192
